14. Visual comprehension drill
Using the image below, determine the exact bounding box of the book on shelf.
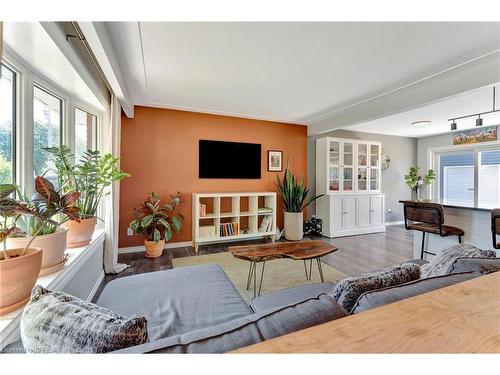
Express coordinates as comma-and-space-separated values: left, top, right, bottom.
219, 222, 238, 237
199, 225, 216, 238
199, 203, 207, 217
258, 215, 272, 233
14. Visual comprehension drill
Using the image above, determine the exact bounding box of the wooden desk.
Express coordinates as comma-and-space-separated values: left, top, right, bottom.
234, 272, 500, 353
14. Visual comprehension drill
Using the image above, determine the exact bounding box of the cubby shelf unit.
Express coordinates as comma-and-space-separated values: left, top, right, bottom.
192, 192, 277, 252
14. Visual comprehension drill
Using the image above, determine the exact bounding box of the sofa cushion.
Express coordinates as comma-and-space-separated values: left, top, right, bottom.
447, 258, 500, 275
351, 272, 479, 314
21, 286, 148, 353
421, 244, 495, 278
112, 293, 347, 353
96, 264, 252, 341
250, 282, 334, 312
330, 263, 420, 313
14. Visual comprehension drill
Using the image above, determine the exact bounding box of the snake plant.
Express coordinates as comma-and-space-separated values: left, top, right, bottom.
275, 165, 323, 213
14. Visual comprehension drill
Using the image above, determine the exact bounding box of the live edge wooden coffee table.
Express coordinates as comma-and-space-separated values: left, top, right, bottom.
228, 240, 338, 298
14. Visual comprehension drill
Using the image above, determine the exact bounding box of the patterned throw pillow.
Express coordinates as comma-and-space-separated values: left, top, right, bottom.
330, 263, 420, 313
21, 286, 148, 353
420, 244, 496, 279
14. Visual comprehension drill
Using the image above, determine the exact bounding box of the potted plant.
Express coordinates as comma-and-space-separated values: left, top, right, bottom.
6, 176, 81, 275
404, 166, 435, 200
0, 184, 43, 314
129, 192, 183, 258
275, 165, 323, 241
44, 146, 130, 247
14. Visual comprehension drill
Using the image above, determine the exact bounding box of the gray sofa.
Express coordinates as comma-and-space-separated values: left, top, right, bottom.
7, 257, 500, 353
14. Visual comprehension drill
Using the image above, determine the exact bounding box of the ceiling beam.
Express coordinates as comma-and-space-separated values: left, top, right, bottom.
308, 50, 500, 135
77, 22, 134, 118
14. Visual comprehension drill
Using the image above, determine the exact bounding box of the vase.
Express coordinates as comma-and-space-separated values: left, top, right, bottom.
6, 228, 68, 276
284, 212, 304, 241
144, 239, 165, 258
63, 217, 96, 248
0, 247, 42, 315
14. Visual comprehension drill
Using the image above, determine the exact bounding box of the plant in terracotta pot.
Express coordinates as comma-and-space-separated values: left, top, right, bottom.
0, 183, 44, 314
6, 176, 81, 275
44, 146, 130, 247
275, 165, 323, 241
129, 192, 184, 258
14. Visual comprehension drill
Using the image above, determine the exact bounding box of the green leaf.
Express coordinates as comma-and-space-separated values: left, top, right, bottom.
129, 219, 139, 231
0, 184, 17, 199
141, 215, 154, 228
153, 228, 161, 242
164, 227, 172, 241
157, 218, 170, 230
171, 216, 182, 232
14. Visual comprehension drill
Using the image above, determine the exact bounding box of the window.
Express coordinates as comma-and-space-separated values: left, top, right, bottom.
478, 150, 500, 208
0, 64, 16, 184
74, 107, 97, 163
436, 146, 500, 209
33, 86, 62, 182
440, 152, 474, 207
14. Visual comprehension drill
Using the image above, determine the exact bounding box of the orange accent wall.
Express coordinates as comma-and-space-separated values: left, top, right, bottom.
119, 106, 308, 248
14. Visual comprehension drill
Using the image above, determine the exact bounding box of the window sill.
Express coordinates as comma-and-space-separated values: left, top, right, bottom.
0, 228, 105, 348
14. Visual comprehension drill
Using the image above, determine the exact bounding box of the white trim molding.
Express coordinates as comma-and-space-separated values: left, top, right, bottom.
385, 220, 405, 226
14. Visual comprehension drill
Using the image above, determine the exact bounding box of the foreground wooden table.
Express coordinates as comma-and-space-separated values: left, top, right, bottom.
234, 272, 500, 353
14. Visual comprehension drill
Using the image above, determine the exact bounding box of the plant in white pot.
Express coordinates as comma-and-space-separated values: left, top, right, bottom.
0, 183, 52, 314
129, 192, 184, 258
44, 146, 130, 247
275, 166, 323, 241
6, 176, 81, 275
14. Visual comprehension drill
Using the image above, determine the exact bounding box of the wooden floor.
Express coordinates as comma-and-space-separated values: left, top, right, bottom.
93, 225, 413, 301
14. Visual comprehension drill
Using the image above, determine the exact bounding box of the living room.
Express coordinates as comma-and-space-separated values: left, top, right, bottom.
1, 1, 500, 373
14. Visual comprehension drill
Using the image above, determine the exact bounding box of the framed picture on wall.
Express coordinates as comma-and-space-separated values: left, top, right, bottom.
267, 150, 283, 172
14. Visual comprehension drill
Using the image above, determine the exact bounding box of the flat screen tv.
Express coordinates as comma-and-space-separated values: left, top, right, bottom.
199, 140, 261, 179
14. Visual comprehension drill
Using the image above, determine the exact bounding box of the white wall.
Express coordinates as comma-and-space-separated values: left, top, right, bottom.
308, 129, 417, 223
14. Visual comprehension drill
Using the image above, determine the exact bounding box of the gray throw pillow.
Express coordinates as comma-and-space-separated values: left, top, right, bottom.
447, 257, 500, 275
330, 263, 420, 313
420, 244, 495, 278
21, 286, 148, 353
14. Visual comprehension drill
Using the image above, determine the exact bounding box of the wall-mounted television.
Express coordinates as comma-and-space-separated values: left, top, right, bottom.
199, 140, 261, 179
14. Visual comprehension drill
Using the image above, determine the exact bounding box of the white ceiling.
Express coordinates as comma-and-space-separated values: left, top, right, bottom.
2, 22, 104, 110
102, 22, 500, 132
346, 83, 500, 138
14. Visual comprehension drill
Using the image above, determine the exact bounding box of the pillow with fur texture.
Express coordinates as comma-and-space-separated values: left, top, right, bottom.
420, 244, 495, 278
330, 263, 420, 313
21, 286, 148, 353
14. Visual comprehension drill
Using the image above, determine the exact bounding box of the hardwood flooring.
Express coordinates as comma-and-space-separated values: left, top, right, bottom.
93, 225, 413, 301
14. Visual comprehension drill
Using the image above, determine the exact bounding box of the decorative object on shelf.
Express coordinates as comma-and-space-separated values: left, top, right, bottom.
452, 126, 497, 145
381, 152, 391, 170
404, 166, 435, 201
267, 150, 283, 172
274, 227, 285, 241
275, 164, 323, 241
303, 216, 323, 236
44, 146, 130, 248
6, 176, 81, 276
129, 192, 184, 258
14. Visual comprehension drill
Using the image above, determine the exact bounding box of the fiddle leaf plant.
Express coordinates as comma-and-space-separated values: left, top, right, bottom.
129, 192, 184, 243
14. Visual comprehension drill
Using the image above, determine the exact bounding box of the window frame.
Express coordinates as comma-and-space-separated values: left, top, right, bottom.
430, 139, 500, 209
0, 61, 17, 184
1, 50, 105, 197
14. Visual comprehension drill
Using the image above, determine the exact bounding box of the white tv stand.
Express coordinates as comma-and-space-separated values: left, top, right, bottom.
192, 192, 277, 252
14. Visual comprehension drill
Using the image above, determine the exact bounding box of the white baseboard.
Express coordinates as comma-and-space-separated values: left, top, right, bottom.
87, 271, 105, 302
119, 241, 193, 254
385, 221, 405, 226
